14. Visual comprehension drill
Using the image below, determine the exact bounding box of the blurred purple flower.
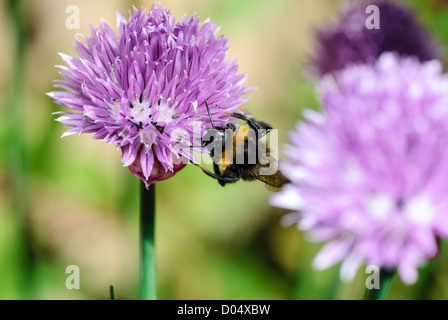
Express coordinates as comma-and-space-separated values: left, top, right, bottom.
311, 1, 440, 76
48, 5, 253, 188
271, 53, 448, 284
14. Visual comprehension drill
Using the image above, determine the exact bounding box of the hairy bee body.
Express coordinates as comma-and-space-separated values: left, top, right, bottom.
199, 102, 289, 188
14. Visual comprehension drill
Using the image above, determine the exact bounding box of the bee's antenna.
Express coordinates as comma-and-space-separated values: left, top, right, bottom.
204, 99, 216, 129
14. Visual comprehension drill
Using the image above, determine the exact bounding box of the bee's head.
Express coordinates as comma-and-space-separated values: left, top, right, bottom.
201, 122, 237, 148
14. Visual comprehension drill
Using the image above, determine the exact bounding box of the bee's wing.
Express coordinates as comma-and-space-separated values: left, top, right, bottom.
257, 170, 290, 190
255, 157, 290, 190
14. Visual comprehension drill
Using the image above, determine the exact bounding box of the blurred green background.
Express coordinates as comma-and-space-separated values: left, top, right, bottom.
1, 0, 448, 300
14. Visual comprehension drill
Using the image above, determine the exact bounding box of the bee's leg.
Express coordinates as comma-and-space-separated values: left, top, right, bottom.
179, 144, 204, 148
229, 113, 272, 136
214, 108, 261, 132
219, 167, 239, 187
191, 162, 239, 184
213, 163, 221, 176
229, 112, 252, 124
253, 121, 273, 137
238, 106, 251, 117
205, 168, 239, 185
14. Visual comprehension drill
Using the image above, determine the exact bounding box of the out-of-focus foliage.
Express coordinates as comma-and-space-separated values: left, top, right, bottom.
0, 0, 447, 300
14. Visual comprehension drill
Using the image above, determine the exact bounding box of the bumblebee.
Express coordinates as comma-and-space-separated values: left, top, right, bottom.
195, 101, 289, 188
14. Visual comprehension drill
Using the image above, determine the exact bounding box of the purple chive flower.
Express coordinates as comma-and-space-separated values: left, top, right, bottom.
271, 53, 448, 284
311, 1, 440, 76
48, 5, 253, 188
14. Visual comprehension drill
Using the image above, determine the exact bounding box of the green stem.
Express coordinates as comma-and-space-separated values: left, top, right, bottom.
109, 285, 116, 300
364, 268, 395, 300
140, 182, 157, 300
